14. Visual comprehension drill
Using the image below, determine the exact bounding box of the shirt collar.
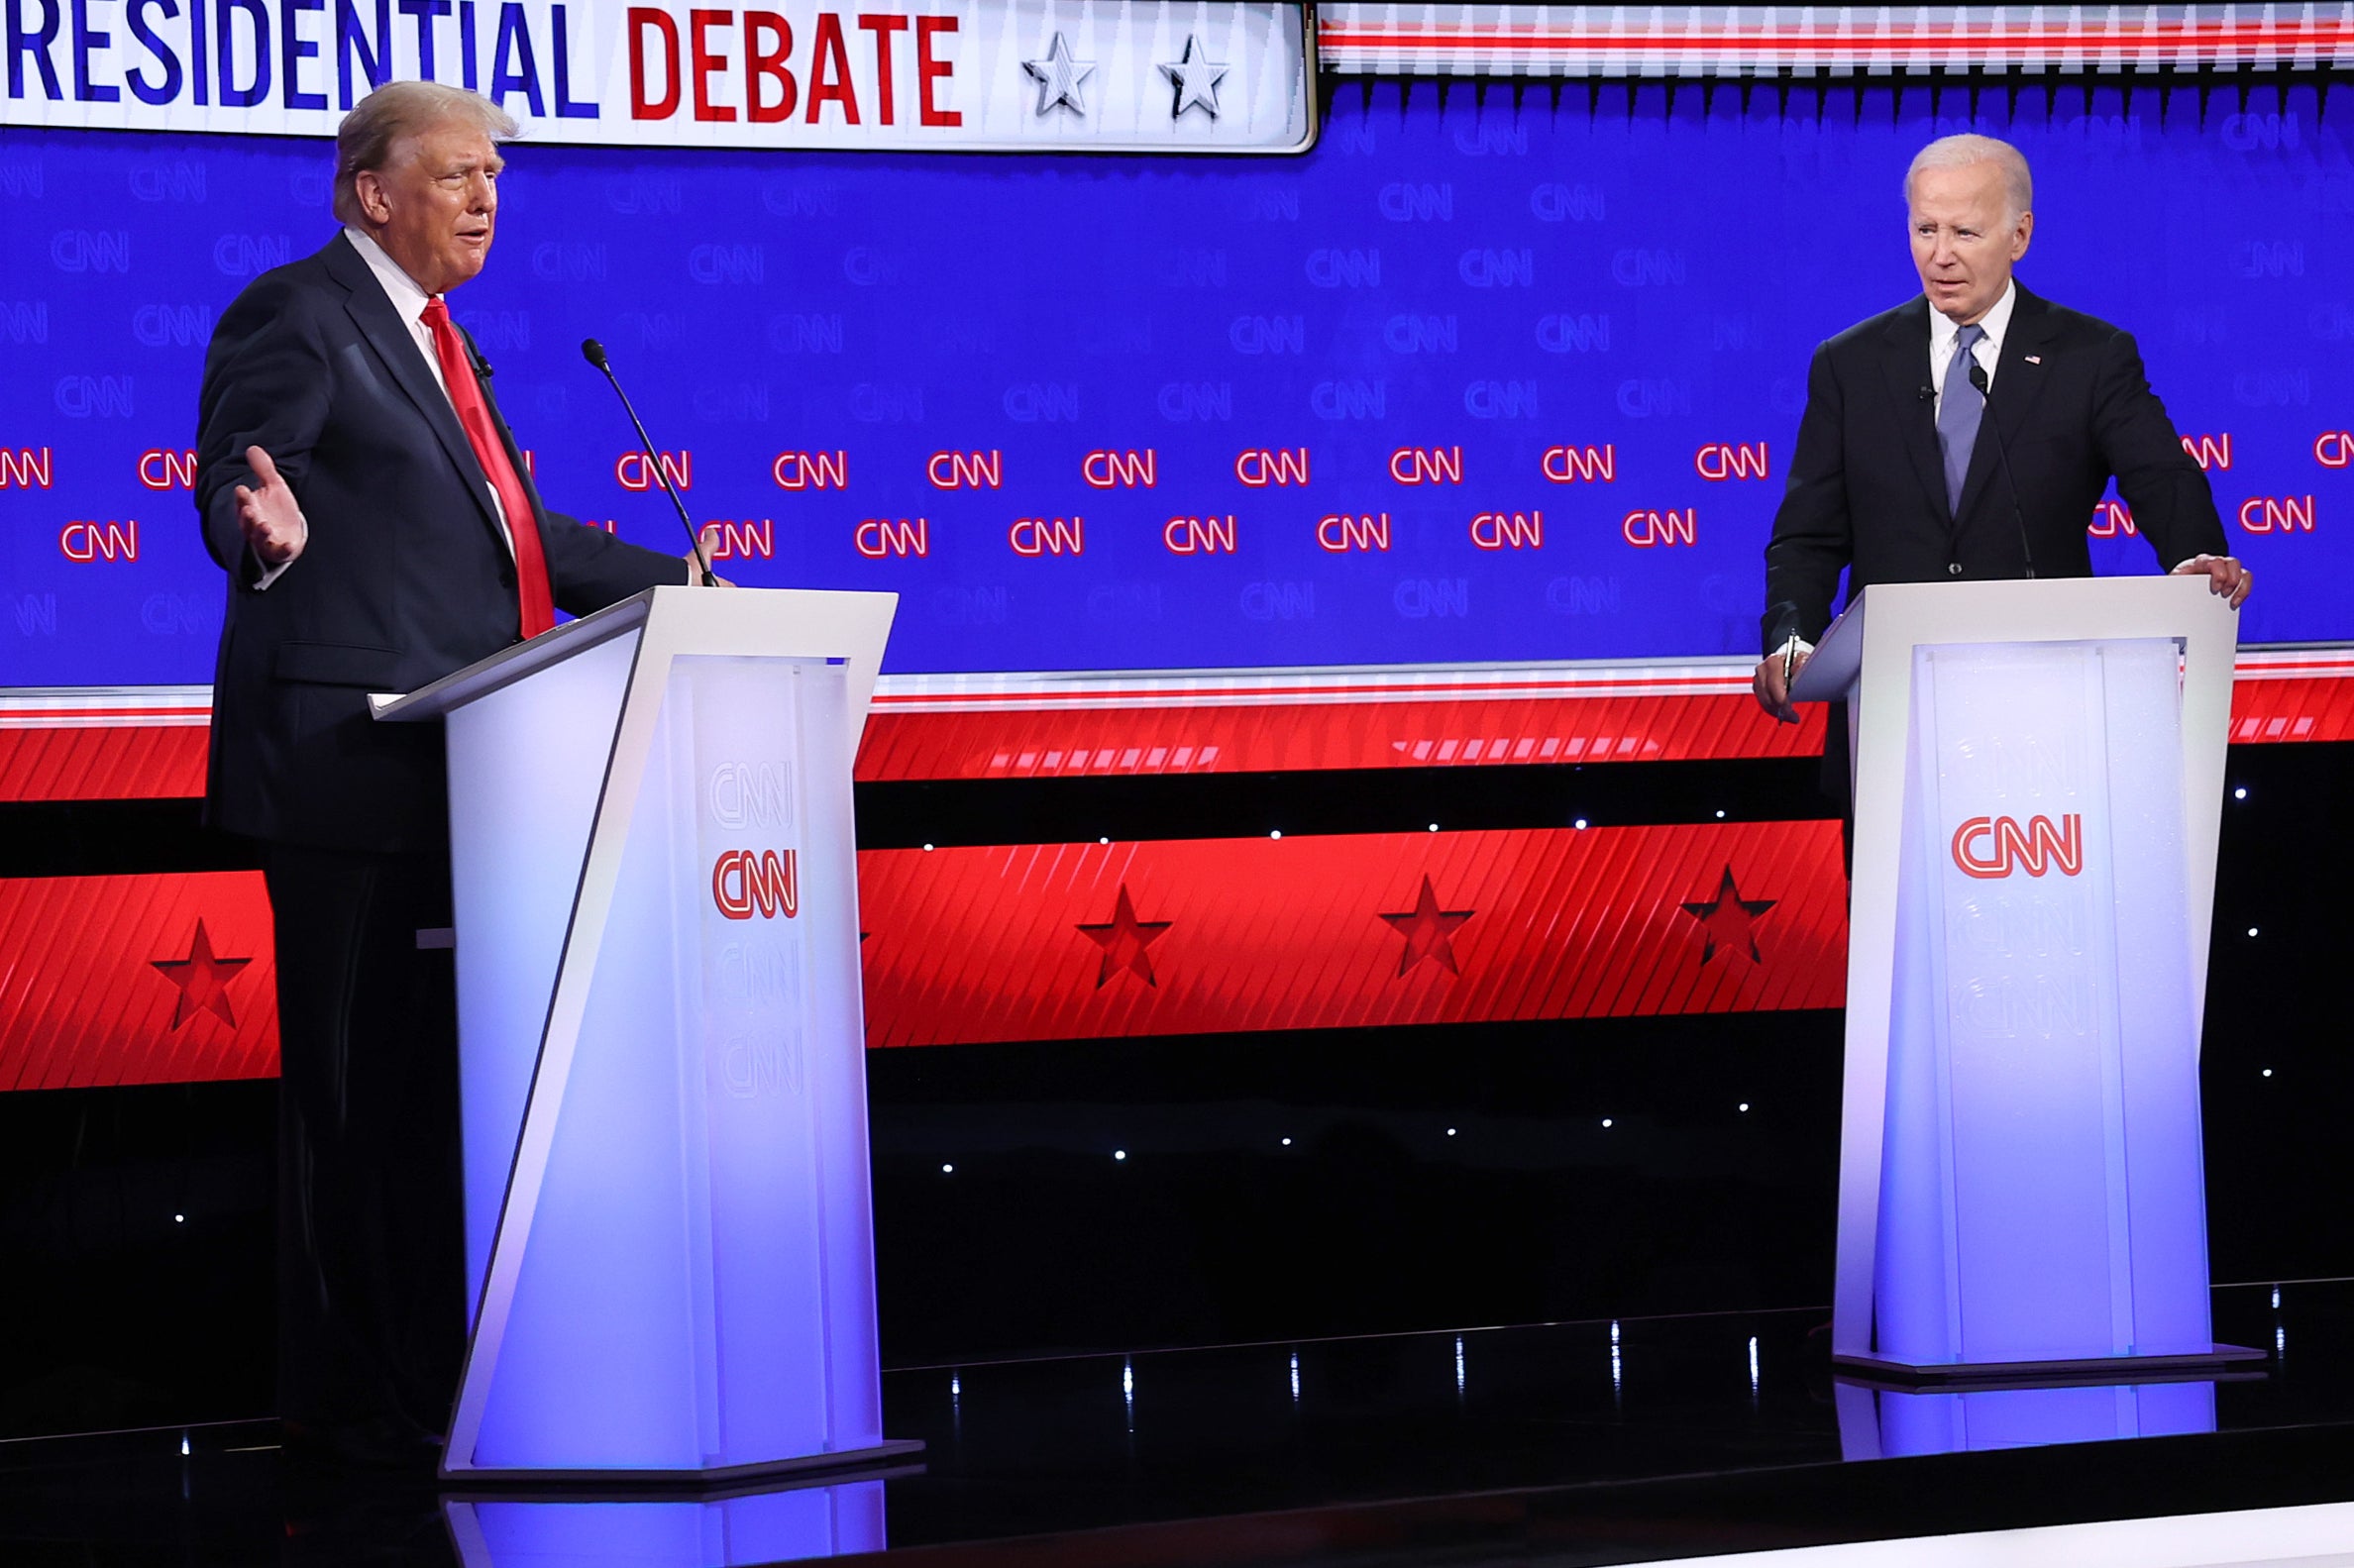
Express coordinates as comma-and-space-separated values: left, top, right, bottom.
1930, 277, 2018, 359
343, 226, 438, 327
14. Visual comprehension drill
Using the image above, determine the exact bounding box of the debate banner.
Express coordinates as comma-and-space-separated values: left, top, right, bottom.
0, 0, 1315, 150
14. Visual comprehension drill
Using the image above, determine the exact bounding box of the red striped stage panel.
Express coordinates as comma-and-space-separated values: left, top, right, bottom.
0, 825, 1845, 1086
0, 722, 211, 801
5, 652, 2348, 800
856, 691, 1828, 781
0, 873, 278, 1092
856, 822, 1849, 1049
2227, 653, 2354, 744
0, 690, 214, 801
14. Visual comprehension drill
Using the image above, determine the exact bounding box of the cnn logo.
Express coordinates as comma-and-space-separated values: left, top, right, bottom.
712, 848, 799, 920
1950, 814, 2084, 880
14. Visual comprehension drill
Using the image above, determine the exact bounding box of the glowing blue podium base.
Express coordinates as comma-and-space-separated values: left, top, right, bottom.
445, 1463, 910, 1565
1834, 1344, 2263, 1389
1834, 1371, 2234, 1458
376, 586, 913, 1483
1794, 579, 2251, 1384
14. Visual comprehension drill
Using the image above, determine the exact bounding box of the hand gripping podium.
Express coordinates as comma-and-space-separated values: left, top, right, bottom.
1791, 577, 2260, 1384
373, 586, 919, 1482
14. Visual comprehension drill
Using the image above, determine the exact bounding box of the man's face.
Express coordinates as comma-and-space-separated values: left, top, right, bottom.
356, 121, 503, 296
1908, 160, 2032, 326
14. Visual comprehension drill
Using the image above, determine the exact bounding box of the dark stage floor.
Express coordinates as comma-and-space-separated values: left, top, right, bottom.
7, 1281, 2354, 1567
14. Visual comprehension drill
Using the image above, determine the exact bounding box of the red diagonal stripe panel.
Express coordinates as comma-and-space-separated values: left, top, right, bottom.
853, 694, 1828, 782
856, 823, 1848, 1047
0, 874, 278, 1091
2228, 676, 2354, 744
0, 725, 210, 801
6, 663, 2349, 800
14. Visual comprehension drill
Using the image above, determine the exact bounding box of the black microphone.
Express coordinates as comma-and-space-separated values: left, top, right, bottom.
581, 338, 714, 586
1967, 360, 2036, 580
1918, 384, 1933, 402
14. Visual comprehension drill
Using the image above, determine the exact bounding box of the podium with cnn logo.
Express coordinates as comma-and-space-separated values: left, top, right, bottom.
374, 585, 917, 1482
1792, 577, 2259, 1384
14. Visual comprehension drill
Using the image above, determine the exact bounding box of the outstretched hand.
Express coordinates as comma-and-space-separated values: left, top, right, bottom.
234, 446, 307, 567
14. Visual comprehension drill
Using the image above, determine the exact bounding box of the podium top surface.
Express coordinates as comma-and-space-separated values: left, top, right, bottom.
1788, 576, 2236, 703
370, 586, 899, 723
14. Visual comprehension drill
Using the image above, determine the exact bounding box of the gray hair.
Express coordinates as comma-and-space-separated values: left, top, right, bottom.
333, 81, 519, 225
1904, 134, 2033, 224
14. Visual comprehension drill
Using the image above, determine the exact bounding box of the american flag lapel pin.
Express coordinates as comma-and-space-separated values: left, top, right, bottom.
2024, 355, 2042, 365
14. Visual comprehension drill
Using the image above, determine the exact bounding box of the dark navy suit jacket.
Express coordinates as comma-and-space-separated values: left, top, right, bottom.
1762, 284, 2227, 655
196, 233, 688, 853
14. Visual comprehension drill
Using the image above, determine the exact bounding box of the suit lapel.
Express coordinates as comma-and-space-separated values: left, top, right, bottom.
1954, 284, 2057, 530
322, 233, 504, 541
1876, 299, 1951, 528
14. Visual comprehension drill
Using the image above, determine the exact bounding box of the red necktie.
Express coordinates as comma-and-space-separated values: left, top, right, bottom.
421, 296, 556, 638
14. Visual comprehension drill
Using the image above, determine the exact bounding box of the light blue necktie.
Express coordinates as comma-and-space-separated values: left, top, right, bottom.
1937, 323, 1987, 515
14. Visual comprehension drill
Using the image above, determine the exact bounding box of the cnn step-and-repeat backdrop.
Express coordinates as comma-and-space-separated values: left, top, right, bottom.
3, 76, 2348, 682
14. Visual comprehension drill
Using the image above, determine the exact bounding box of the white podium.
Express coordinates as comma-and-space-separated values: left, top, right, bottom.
374, 586, 917, 1482
1792, 577, 2259, 1382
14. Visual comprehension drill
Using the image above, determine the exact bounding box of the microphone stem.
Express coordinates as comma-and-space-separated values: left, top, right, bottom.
595, 362, 714, 587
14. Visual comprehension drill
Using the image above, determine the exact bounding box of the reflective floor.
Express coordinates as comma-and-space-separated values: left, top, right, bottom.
7, 1281, 2354, 1566
1621, 1500, 2354, 1568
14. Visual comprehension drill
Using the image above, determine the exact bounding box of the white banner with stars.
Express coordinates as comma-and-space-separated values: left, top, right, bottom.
0, 0, 1315, 153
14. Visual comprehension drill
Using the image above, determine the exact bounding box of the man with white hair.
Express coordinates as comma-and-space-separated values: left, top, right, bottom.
1754, 134, 2250, 730
195, 81, 702, 1467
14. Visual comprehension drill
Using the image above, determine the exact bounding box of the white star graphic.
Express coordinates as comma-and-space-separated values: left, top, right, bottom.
1021, 32, 1096, 118
1158, 34, 1229, 121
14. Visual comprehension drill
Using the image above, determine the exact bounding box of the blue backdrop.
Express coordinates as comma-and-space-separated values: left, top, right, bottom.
1, 82, 2344, 682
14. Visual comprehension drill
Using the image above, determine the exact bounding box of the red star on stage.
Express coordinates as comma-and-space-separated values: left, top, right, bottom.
1078, 884, 1173, 989
1379, 875, 1475, 977
150, 918, 254, 1029
1680, 867, 1776, 965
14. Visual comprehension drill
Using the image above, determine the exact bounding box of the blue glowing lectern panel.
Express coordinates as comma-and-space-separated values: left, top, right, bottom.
1880, 640, 2210, 1365
1809, 578, 2251, 1380
442, 630, 641, 1328
377, 586, 907, 1481
469, 658, 871, 1471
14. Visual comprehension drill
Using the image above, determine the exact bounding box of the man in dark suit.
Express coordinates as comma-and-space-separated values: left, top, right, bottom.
195, 81, 700, 1464
1755, 134, 2251, 730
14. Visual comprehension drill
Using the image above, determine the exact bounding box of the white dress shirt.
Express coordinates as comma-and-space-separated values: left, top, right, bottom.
253, 229, 514, 587
1927, 278, 2015, 420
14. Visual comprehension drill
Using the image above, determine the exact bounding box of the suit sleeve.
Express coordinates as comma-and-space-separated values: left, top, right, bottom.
538, 504, 693, 615
1761, 340, 1855, 654
2093, 328, 2228, 571
193, 276, 332, 583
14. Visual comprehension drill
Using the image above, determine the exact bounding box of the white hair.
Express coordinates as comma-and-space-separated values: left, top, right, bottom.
333, 82, 519, 225
1904, 134, 2033, 224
